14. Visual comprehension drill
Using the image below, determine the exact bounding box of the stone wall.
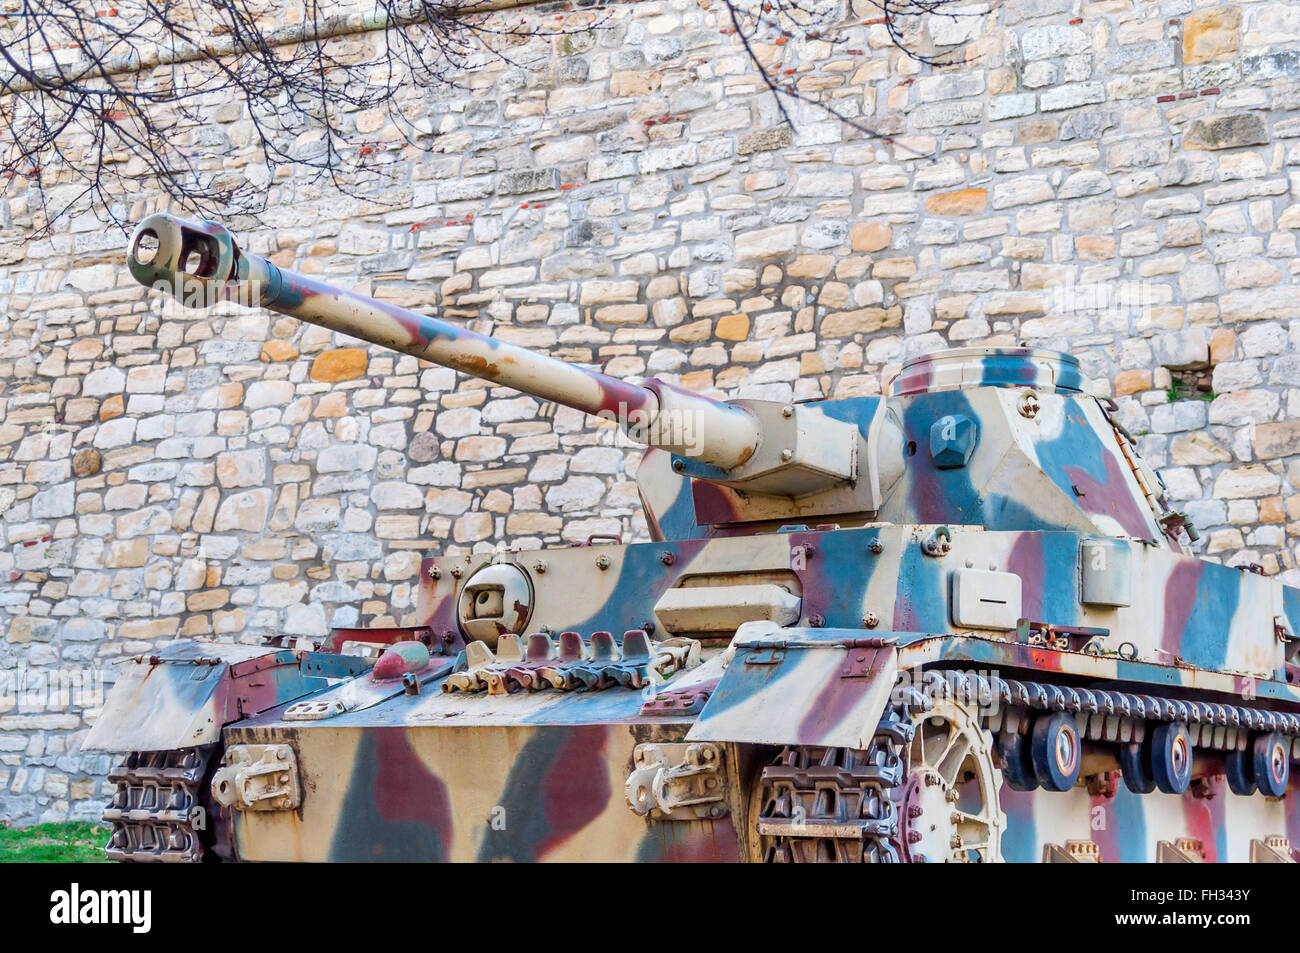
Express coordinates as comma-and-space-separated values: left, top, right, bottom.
3, 0, 1300, 823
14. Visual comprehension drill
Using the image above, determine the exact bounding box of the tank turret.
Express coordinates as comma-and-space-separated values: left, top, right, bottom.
876, 345, 1193, 551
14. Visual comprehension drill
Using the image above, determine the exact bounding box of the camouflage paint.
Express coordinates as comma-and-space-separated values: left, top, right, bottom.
476, 725, 612, 861
328, 728, 452, 861
228, 719, 742, 862
97, 224, 1300, 863
1160, 560, 1240, 670
83, 641, 325, 753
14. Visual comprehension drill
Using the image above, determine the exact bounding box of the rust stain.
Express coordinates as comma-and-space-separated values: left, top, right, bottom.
456, 354, 502, 379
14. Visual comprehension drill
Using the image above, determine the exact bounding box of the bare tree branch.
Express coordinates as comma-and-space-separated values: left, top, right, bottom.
0, 0, 596, 233
0, 0, 972, 234
722, 0, 976, 161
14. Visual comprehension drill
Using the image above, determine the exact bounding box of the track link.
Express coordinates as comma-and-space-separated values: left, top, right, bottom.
752, 667, 1300, 863
754, 705, 916, 862
103, 746, 213, 863
931, 671, 1300, 751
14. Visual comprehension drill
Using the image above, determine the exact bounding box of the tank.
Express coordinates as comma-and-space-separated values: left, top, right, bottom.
82, 212, 1300, 863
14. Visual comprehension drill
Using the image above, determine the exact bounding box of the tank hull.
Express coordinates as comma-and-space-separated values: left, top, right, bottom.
87, 523, 1300, 862
213, 661, 1300, 863
222, 722, 743, 862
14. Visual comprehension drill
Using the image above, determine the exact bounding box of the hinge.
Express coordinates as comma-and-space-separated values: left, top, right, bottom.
744, 647, 786, 665
639, 680, 717, 716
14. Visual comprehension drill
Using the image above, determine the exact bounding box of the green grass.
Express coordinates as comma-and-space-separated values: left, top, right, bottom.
0, 821, 110, 863
1165, 377, 1215, 403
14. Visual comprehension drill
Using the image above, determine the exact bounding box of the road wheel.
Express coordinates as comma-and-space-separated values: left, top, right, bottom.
997, 730, 1038, 792
1119, 739, 1156, 794
1224, 745, 1256, 796
1253, 732, 1290, 799
1150, 722, 1193, 795
1030, 712, 1081, 793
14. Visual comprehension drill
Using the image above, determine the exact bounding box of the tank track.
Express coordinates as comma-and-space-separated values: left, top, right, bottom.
103, 746, 214, 863
752, 668, 1300, 863
754, 704, 916, 862
932, 671, 1300, 748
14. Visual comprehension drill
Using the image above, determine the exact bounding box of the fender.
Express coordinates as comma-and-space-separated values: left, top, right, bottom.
687, 624, 1300, 749
687, 623, 899, 749
82, 640, 326, 753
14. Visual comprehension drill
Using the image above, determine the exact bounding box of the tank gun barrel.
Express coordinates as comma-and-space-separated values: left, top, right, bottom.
126, 213, 759, 469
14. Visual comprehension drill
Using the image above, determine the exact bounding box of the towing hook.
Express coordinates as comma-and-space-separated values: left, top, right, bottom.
923, 525, 952, 557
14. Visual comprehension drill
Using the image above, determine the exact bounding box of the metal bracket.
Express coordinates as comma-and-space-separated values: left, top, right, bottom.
1157, 837, 1205, 863
1250, 836, 1295, 863
1018, 619, 1110, 652
299, 651, 373, 680
922, 525, 952, 557
1157, 509, 1199, 542
283, 698, 350, 721
210, 744, 301, 812
1085, 771, 1120, 799
625, 743, 727, 821
639, 680, 718, 717
1275, 617, 1300, 662
840, 641, 891, 679
319, 625, 434, 655
1042, 840, 1101, 863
